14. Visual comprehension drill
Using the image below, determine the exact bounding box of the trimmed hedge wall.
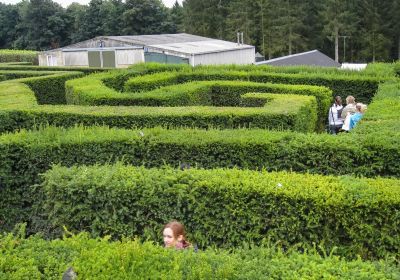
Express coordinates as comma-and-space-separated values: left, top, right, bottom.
0, 64, 107, 73
0, 121, 398, 233
2, 232, 398, 279
0, 49, 38, 64
67, 78, 330, 127
0, 69, 87, 104
19, 72, 84, 104
0, 90, 318, 133
36, 164, 400, 260
123, 68, 382, 103
0, 70, 51, 81
0, 123, 398, 233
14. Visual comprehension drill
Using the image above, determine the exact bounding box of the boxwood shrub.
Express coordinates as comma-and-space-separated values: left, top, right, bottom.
0, 87, 318, 133
0, 64, 107, 73
34, 164, 400, 260
67, 77, 331, 127
0, 70, 51, 81
0, 122, 398, 234
0, 49, 38, 64
2, 231, 398, 279
123, 67, 382, 103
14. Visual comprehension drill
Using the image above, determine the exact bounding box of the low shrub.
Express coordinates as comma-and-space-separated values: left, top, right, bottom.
0, 123, 398, 234
19, 72, 84, 104
0, 49, 38, 64
123, 67, 382, 103
1, 231, 398, 279
67, 78, 330, 127
393, 61, 400, 77
0, 70, 57, 81
35, 164, 400, 260
0, 88, 318, 133
0, 64, 107, 73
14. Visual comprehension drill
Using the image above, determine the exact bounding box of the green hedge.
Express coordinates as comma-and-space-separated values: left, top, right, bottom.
0, 88, 317, 133
0, 70, 57, 81
351, 80, 400, 138
35, 164, 400, 260
0, 125, 398, 233
0, 64, 107, 74
393, 62, 400, 77
0, 76, 398, 234
123, 67, 382, 103
198, 62, 396, 78
18, 72, 84, 104
0, 49, 38, 64
2, 231, 398, 279
0, 119, 398, 191
67, 78, 330, 126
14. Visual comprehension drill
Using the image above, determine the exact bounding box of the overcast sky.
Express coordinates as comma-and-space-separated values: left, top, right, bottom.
0, 0, 182, 8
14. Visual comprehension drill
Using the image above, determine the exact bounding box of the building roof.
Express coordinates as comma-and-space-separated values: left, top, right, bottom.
61, 33, 214, 50
255, 52, 264, 58
256, 50, 341, 67
147, 40, 254, 55
42, 33, 254, 56
105, 33, 213, 46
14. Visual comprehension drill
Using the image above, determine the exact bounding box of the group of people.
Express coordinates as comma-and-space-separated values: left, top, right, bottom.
328, 95, 367, 134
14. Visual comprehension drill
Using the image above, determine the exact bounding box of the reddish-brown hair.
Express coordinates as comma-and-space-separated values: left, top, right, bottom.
163, 221, 191, 248
163, 221, 186, 239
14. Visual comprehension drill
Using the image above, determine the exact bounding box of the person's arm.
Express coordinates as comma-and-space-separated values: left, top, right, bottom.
328, 107, 333, 124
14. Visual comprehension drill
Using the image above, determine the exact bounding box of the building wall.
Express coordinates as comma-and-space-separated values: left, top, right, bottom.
115, 49, 144, 68
64, 51, 89, 67
38, 51, 63, 66
190, 48, 255, 66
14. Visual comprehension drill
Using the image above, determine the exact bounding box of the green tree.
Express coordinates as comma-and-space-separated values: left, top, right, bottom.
80, 0, 108, 38
356, 0, 391, 62
170, 0, 184, 33
387, 0, 400, 60
65, 3, 88, 43
14, 0, 68, 50
320, 0, 357, 62
123, 0, 173, 35
225, 0, 253, 43
0, 3, 19, 48
274, 0, 307, 55
183, 0, 229, 39
101, 0, 125, 35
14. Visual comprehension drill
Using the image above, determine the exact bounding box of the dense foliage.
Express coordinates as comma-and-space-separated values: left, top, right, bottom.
1, 229, 398, 279
0, 49, 38, 64
0, 0, 399, 62
32, 163, 400, 260
0, 62, 399, 277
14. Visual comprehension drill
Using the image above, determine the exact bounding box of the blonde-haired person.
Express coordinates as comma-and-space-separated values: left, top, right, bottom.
340, 96, 357, 132
163, 221, 191, 249
349, 103, 367, 130
341, 96, 357, 119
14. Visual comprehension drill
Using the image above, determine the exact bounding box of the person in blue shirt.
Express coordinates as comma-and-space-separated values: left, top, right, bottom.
349, 103, 367, 130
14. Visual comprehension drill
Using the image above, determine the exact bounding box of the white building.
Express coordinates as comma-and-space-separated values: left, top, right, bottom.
39, 33, 255, 68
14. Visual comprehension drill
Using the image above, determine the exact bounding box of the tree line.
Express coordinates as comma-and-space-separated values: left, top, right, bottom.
0, 0, 399, 62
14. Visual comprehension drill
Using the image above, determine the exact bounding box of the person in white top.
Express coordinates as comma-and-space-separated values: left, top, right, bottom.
341, 95, 357, 132
328, 96, 343, 134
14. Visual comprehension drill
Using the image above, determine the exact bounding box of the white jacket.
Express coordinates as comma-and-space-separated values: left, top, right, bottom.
328, 104, 343, 126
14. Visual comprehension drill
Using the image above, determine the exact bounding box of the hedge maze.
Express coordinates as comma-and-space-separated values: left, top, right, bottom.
0, 62, 399, 278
